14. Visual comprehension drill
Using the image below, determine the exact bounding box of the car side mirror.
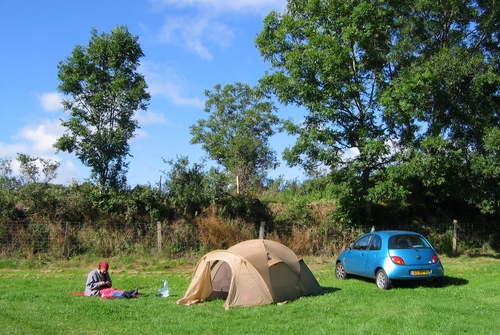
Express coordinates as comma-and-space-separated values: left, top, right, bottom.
345, 245, 351, 251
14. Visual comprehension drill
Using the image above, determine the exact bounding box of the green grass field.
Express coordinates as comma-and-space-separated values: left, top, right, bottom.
0, 255, 499, 335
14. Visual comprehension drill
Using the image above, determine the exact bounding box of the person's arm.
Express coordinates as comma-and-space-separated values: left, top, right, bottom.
84, 270, 103, 296
99, 273, 111, 288
105, 273, 112, 288
86, 270, 101, 290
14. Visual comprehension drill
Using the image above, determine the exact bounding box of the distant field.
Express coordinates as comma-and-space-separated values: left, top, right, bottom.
0, 256, 499, 334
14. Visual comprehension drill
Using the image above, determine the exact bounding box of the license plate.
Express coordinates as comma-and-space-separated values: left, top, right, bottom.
411, 270, 430, 276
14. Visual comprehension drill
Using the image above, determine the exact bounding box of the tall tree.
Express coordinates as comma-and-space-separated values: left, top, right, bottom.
256, 0, 394, 222
256, 0, 500, 223
54, 26, 150, 191
190, 83, 279, 194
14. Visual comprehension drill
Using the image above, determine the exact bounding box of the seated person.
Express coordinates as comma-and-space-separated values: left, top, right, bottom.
84, 261, 137, 299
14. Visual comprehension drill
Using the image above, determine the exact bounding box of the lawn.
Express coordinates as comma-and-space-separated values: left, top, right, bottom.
0, 255, 499, 335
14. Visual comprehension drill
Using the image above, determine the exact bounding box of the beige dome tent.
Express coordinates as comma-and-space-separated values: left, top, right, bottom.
176, 239, 322, 309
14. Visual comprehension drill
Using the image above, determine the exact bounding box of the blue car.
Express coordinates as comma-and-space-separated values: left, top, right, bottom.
335, 231, 444, 289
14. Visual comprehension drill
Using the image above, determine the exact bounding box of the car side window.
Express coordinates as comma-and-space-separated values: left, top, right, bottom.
353, 235, 372, 250
369, 235, 382, 250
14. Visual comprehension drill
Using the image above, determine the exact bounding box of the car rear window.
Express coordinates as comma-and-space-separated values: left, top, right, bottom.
388, 234, 431, 249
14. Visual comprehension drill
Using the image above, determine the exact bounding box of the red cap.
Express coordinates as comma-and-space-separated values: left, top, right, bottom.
98, 262, 109, 270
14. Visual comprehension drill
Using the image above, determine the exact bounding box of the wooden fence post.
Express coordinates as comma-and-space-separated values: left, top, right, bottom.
157, 175, 163, 253
452, 219, 458, 256
157, 221, 162, 253
259, 221, 265, 239
63, 222, 70, 259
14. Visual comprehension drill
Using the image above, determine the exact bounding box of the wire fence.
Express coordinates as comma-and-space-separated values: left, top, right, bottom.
357, 221, 499, 256
0, 219, 498, 259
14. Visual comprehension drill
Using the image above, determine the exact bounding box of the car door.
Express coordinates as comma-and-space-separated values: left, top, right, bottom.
364, 235, 382, 278
344, 234, 373, 275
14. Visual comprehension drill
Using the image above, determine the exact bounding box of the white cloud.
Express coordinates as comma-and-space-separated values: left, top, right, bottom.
133, 128, 150, 140
150, 0, 286, 14
18, 119, 63, 154
157, 15, 233, 60
150, 0, 285, 59
0, 142, 28, 159
141, 61, 205, 108
342, 147, 360, 160
0, 119, 82, 184
1, 119, 63, 162
38, 92, 63, 112
1, 119, 89, 184
135, 110, 169, 125
55, 160, 82, 183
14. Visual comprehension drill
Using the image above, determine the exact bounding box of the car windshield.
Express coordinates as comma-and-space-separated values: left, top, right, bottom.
388, 234, 431, 249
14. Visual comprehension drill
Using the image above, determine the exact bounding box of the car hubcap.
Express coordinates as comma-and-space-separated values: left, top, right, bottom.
377, 274, 385, 287
336, 265, 344, 278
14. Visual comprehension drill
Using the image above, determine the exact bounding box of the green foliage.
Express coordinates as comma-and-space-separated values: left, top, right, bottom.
367, 137, 466, 217
256, 0, 394, 223
0, 158, 13, 180
0, 159, 19, 219
377, 0, 500, 219
16, 153, 61, 184
127, 184, 167, 223
219, 194, 266, 223
162, 156, 213, 218
273, 197, 315, 228
262, 174, 335, 205
190, 82, 279, 194
55, 25, 150, 191
468, 127, 500, 214
161, 156, 265, 223
256, 0, 500, 225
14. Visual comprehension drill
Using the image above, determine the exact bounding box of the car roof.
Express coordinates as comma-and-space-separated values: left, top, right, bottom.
371, 230, 422, 237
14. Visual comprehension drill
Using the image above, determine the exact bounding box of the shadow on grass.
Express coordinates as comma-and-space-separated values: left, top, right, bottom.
202, 287, 341, 307
391, 275, 468, 289
284, 287, 341, 305
442, 275, 468, 287
320, 287, 341, 294
340, 275, 468, 289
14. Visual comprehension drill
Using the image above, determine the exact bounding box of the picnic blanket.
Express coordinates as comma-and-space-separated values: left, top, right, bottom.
68, 288, 139, 299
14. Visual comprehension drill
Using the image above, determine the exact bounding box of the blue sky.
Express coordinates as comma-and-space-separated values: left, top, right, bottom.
0, 0, 308, 186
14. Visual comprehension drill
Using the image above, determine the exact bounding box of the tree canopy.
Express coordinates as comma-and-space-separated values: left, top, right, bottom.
256, 0, 500, 223
55, 25, 150, 191
190, 83, 279, 194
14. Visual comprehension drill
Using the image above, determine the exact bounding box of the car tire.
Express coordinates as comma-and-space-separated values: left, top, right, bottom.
335, 262, 348, 280
376, 269, 392, 289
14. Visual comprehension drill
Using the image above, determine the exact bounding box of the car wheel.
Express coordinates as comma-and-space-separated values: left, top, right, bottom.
335, 262, 348, 280
376, 269, 392, 289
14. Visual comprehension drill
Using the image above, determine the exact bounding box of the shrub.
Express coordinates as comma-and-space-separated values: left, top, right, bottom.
197, 209, 256, 251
